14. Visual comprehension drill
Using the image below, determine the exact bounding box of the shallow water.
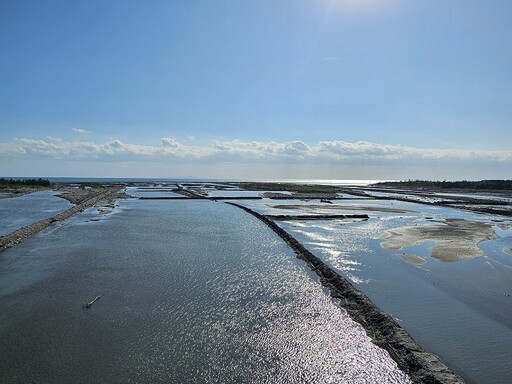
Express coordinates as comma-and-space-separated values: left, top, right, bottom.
207, 189, 265, 197
0, 199, 409, 383
249, 198, 512, 384
0, 191, 72, 236
125, 186, 184, 198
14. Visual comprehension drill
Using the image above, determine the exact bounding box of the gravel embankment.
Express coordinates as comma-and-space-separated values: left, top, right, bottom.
0, 187, 129, 253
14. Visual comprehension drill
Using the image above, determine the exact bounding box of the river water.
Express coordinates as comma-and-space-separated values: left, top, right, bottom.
0, 198, 410, 383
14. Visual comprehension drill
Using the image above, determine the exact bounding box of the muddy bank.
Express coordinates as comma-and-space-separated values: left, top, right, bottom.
0, 187, 51, 199
227, 202, 463, 384
0, 187, 128, 253
57, 186, 129, 206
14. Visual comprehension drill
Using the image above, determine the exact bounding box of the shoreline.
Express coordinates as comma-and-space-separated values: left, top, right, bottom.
0, 186, 129, 253
0, 187, 52, 199
227, 202, 464, 384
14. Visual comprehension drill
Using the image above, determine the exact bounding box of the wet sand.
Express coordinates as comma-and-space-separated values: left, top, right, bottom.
379, 219, 498, 262
400, 254, 427, 265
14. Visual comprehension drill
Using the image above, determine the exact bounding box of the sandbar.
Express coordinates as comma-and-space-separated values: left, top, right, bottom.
399, 254, 427, 265
379, 219, 498, 262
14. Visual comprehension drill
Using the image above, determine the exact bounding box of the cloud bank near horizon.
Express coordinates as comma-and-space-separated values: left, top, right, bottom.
2, 136, 511, 162
1, 136, 511, 179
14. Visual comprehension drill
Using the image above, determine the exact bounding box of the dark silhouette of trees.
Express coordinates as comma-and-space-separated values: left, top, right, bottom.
0, 178, 52, 188
375, 180, 512, 190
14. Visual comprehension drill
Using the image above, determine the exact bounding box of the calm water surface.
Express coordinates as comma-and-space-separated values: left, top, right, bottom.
0, 191, 72, 236
125, 187, 184, 198
0, 199, 410, 383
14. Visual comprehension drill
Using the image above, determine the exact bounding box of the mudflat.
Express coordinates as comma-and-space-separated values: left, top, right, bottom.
379, 219, 498, 262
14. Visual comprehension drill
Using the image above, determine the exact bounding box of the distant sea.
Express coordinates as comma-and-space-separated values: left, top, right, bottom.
4, 177, 389, 186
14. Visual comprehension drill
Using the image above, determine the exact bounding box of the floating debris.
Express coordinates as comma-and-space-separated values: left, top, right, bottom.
85, 295, 101, 309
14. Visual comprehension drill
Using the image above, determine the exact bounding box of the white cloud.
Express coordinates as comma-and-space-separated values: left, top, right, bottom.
2, 136, 512, 180
72, 128, 91, 134
317, 140, 512, 161
0, 143, 25, 156
1, 137, 511, 166
161, 138, 182, 148
211, 139, 311, 158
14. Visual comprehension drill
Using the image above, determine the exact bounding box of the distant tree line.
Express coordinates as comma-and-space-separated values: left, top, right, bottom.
375, 180, 512, 190
0, 178, 52, 188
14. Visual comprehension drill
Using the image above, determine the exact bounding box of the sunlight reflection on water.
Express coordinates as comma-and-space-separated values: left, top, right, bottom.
0, 199, 410, 384
240, 197, 512, 383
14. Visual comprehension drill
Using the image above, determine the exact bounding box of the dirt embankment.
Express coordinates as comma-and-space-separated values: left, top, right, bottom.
227, 202, 464, 384
0, 187, 129, 253
0, 187, 51, 199
57, 186, 129, 206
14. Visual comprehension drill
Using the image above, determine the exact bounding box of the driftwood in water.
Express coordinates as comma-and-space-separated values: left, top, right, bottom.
84, 295, 101, 309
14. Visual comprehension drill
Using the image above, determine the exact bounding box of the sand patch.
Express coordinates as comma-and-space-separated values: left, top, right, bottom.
379, 219, 498, 262
399, 254, 427, 265
271, 204, 415, 214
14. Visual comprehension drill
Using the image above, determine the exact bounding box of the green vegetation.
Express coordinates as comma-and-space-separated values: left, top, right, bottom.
374, 180, 512, 191
0, 178, 52, 188
231, 182, 342, 193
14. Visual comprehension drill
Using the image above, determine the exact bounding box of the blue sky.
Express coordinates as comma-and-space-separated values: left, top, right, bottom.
1, 0, 511, 180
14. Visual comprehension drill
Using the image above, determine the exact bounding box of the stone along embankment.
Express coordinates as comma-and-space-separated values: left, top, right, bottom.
226, 202, 464, 384
0, 187, 128, 253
